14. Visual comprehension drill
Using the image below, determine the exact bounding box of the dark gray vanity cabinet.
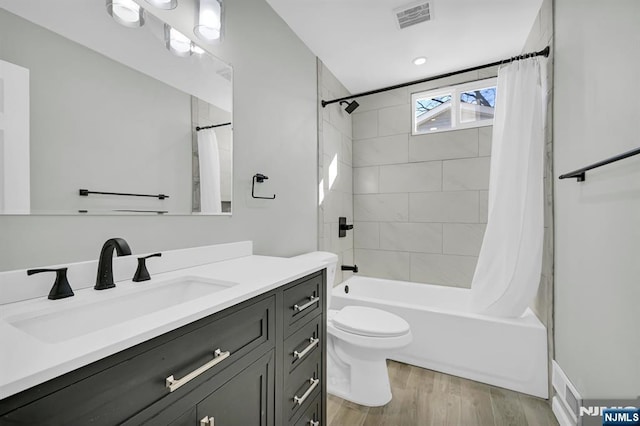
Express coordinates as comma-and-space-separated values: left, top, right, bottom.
0, 269, 326, 426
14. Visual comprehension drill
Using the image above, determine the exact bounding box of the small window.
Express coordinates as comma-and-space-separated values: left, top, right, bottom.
412, 78, 496, 135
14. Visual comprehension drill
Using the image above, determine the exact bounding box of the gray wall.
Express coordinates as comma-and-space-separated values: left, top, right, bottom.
0, 9, 193, 214
351, 70, 496, 287
0, 0, 318, 270
554, 0, 640, 397
317, 60, 354, 285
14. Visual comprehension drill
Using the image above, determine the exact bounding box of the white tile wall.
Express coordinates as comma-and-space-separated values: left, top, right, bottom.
380, 223, 442, 253
353, 134, 409, 167
409, 129, 479, 162
354, 194, 409, 222
442, 157, 491, 191
353, 166, 379, 194
355, 249, 411, 281
353, 221, 380, 249
348, 64, 498, 288
479, 190, 489, 223
318, 61, 354, 286
410, 253, 477, 287
352, 110, 378, 140
443, 224, 487, 256
479, 127, 493, 156
354, 87, 408, 113
378, 104, 411, 137
379, 162, 442, 193
409, 191, 480, 223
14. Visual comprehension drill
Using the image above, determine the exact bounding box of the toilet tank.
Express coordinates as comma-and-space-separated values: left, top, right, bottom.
291, 251, 338, 308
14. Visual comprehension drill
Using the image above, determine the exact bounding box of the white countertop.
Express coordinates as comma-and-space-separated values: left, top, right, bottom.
0, 253, 326, 400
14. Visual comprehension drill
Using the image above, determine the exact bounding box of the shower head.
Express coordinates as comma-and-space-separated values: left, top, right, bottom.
340, 100, 360, 114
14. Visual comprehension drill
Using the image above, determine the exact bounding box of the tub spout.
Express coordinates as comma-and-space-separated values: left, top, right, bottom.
341, 265, 358, 273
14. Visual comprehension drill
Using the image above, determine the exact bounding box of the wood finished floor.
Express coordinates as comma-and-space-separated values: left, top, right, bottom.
327, 361, 558, 426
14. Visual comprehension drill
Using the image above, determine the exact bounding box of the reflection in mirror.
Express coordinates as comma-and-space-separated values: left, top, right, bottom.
0, 1, 232, 215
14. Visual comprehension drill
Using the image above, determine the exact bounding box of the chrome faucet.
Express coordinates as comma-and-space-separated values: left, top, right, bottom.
95, 238, 132, 290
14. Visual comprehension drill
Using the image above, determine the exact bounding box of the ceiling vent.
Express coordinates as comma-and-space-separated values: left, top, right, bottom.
394, 1, 433, 30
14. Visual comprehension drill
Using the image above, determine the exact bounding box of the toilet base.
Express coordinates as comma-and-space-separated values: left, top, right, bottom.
327, 331, 411, 407
327, 359, 392, 407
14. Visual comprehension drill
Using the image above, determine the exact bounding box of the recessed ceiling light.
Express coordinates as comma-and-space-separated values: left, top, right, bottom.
413, 57, 427, 65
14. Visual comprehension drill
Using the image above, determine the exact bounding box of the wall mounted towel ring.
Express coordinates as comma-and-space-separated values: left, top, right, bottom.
252, 174, 276, 199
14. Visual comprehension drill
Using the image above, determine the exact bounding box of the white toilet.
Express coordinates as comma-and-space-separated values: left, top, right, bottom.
294, 252, 412, 407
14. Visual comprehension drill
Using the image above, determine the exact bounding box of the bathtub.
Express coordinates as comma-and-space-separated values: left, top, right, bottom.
331, 276, 548, 398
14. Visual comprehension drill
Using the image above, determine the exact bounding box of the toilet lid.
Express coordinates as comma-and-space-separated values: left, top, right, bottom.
332, 306, 410, 338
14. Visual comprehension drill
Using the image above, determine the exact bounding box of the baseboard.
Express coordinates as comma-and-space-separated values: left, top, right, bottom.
551, 360, 582, 426
553, 396, 577, 426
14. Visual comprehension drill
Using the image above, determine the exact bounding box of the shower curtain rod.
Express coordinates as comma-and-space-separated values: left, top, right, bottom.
321, 46, 550, 107
195, 122, 232, 131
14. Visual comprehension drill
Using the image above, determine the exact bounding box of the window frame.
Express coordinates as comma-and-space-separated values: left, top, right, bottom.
411, 77, 497, 135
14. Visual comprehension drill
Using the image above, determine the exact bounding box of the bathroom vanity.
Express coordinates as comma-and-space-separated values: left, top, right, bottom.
0, 243, 327, 425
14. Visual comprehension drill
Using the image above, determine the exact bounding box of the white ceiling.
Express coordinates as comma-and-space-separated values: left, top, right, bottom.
264, 0, 543, 94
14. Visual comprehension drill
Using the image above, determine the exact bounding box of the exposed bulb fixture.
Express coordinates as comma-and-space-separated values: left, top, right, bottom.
164, 25, 206, 57
413, 57, 427, 65
339, 100, 360, 114
194, 0, 223, 43
165, 25, 193, 57
145, 0, 177, 10
106, 0, 145, 28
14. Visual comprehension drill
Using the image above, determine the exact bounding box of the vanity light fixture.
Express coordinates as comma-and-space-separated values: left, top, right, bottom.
145, 0, 178, 10
106, 0, 145, 28
194, 0, 223, 43
165, 25, 194, 57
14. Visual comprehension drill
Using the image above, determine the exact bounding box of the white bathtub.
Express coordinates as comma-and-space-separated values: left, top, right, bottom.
331, 276, 548, 398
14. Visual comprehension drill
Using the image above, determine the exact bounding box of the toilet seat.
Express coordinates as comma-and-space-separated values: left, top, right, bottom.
332, 306, 410, 338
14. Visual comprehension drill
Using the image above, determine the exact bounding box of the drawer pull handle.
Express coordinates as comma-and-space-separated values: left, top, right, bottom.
309, 421, 320, 426
200, 416, 215, 426
166, 349, 230, 393
293, 337, 319, 360
294, 377, 320, 406
294, 296, 320, 312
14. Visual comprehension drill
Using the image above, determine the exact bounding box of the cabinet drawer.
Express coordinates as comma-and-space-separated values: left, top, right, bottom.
196, 350, 275, 426
291, 395, 321, 426
284, 315, 322, 374
1, 295, 275, 425
284, 350, 321, 422
283, 272, 323, 337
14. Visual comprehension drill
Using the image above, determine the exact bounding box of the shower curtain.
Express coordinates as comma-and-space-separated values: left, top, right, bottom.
470, 57, 546, 317
197, 129, 222, 214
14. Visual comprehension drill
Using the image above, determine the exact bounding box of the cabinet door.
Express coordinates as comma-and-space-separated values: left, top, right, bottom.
196, 350, 275, 426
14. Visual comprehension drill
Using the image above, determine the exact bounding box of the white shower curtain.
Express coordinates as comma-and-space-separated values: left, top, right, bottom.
470, 57, 546, 317
197, 129, 222, 214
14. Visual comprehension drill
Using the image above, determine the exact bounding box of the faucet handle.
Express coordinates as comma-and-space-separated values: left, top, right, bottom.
133, 253, 162, 282
27, 268, 74, 300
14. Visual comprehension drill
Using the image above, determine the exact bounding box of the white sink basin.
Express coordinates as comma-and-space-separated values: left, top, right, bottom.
7, 276, 238, 343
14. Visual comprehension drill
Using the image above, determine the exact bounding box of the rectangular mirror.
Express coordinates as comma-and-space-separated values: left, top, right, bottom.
0, 0, 233, 215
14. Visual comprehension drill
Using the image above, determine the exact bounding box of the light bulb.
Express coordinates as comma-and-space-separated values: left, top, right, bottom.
145, 0, 177, 10
165, 25, 193, 57
107, 0, 144, 28
194, 0, 222, 42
